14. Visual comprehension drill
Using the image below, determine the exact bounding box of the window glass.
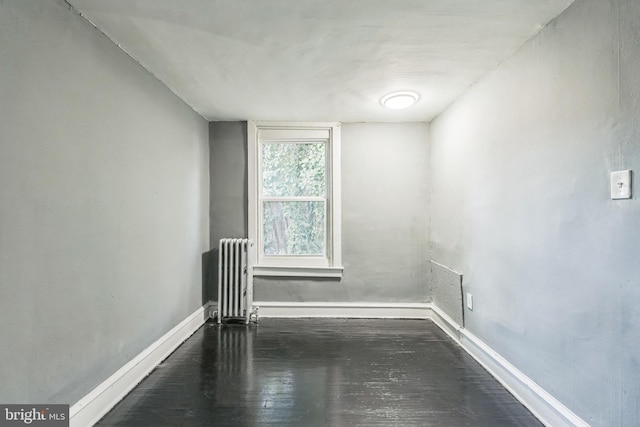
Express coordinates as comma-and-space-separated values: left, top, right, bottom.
261, 142, 326, 197
262, 201, 326, 256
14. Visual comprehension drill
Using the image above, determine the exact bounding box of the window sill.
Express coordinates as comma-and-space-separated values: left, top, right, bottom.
252, 265, 343, 278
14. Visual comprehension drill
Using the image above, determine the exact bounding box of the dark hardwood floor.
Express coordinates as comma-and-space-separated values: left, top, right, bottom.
96, 319, 542, 426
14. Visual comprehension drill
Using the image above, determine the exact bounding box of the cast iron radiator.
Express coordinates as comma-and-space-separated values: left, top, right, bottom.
217, 238, 255, 324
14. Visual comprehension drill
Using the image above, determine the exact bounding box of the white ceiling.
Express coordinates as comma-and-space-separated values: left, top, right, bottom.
68, 0, 574, 122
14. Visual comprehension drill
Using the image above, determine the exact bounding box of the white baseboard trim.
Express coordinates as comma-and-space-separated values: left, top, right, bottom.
261, 301, 587, 426
70, 303, 212, 427
253, 301, 430, 319
459, 329, 589, 427
429, 304, 462, 342
68, 300, 588, 427
429, 303, 589, 427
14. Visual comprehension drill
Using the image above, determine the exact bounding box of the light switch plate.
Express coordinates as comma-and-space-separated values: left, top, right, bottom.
611, 170, 632, 199
466, 293, 473, 311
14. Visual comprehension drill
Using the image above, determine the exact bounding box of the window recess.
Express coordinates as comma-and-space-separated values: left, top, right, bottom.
248, 122, 342, 278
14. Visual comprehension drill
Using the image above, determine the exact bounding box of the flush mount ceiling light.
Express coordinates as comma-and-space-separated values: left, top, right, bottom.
380, 91, 420, 109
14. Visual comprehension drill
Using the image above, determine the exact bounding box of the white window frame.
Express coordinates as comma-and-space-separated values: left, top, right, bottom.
248, 121, 342, 278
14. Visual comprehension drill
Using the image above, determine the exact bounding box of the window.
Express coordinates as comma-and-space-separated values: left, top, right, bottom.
248, 122, 342, 278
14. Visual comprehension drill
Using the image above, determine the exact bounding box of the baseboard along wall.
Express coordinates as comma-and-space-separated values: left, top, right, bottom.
256, 301, 590, 427
70, 300, 589, 427
69, 303, 212, 427
253, 301, 431, 319
428, 304, 589, 427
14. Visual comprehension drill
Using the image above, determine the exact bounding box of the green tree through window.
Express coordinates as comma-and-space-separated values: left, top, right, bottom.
261, 142, 326, 255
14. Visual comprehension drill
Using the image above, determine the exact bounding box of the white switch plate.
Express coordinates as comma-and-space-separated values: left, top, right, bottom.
611, 170, 632, 199
466, 293, 473, 311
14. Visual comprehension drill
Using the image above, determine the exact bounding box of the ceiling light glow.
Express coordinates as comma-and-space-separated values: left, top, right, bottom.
381, 91, 420, 109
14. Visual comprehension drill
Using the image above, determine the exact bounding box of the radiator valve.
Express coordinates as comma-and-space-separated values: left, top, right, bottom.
249, 306, 260, 324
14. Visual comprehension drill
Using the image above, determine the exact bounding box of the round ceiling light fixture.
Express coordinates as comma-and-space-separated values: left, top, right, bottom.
380, 91, 420, 109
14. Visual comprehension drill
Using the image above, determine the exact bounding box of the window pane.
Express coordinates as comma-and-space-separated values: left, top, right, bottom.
263, 201, 325, 255
261, 143, 325, 197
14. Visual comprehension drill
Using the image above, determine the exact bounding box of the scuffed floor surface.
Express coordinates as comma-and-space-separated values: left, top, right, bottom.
96, 319, 542, 426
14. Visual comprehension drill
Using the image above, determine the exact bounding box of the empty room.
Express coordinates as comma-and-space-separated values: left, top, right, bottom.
1, 0, 638, 426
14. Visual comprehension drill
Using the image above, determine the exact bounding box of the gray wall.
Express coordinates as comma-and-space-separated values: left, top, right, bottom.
209, 122, 248, 245
209, 122, 430, 303
206, 122, 248, 301
0, 0, 209, 405
429, 0, 640, 424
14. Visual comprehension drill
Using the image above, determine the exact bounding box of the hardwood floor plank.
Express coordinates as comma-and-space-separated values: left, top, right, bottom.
96, 319, 542, 426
